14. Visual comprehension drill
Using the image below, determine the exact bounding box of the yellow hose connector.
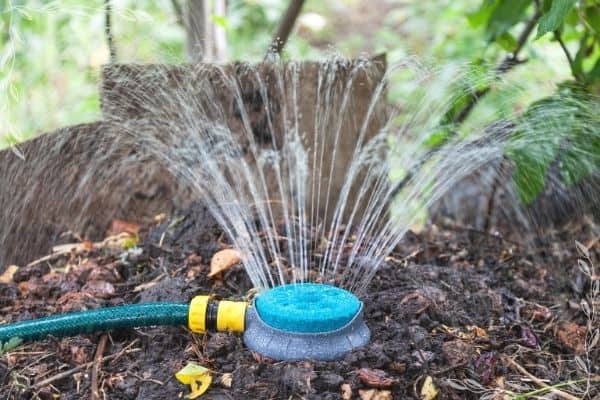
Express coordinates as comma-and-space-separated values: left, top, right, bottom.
216, 301, 247, 332
188, 296, 247, 334
188, 295, 210, 333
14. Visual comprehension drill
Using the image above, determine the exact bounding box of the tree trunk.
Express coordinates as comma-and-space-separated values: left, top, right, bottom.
185, 0, 227, 62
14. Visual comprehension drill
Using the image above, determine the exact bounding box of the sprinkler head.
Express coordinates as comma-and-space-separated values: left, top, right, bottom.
243, 283, 370, 361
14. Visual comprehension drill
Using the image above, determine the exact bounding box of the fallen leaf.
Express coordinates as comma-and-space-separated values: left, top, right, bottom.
412, 349, 435, 367
220, 372, 232, 388
474, 352, 498, 385
390, 362, 406, 373
357, 368, 398, 388
175, 362, 212, 399
522, 303, 552, 322
513, 325, 539, 348
153, 213, 167, 223
420, 376, 438, 400
442, 339, 476, 366
108, 219, 141, 236
101, 233, 139, 250
341, 383, 353, 400
0, 265, 18, 284
556, 322, 587, 355
359, 388, 392, 400
209, 249, 242, 277
70, 345, 89, 364
468, 325, 488, 339
82, 280, 115, 299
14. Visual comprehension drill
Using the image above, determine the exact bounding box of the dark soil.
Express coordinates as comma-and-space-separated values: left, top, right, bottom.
1, 203, 599, 399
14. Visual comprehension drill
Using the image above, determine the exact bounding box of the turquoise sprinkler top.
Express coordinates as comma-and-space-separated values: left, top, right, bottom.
254, 283, 362, 333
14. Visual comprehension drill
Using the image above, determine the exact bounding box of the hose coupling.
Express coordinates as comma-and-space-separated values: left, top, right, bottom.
188, 296, 247, 334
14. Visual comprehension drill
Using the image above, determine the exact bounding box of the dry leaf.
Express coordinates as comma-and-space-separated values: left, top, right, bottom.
468, 325, 488, 339
220, 373, 233, 388
108, 219, 141, 236
357, 368, 398, 388
175, 362, 212, 399
341, 383, 352, 400
154, 213, 167, 223
442, 339, 476, 366
209, 249, 242, 277
359, 388, 392, 400
0, 265, 18, 284
556, 322, 587, 355
82, 280, 115, 299
420, 376, 438, 400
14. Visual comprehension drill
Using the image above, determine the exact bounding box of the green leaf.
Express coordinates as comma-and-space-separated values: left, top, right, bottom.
211, 14, 228, 29
423, 128, 451, 149
0, 337, 23, 355
467, 0, 497, 28
497, 32, 518, 51
536, 0, 577, 38
509, 146, 551, 204
585, 57, 600, 84
486, 0, 532, 41
584, 5, 600, 38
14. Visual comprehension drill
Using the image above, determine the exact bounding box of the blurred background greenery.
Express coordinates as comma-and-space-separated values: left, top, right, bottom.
0, 0, 582, 148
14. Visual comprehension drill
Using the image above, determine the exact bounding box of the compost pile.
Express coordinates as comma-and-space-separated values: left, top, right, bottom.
1, 203, 598, 399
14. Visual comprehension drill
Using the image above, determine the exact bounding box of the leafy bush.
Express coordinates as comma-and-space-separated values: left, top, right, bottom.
444, 0, 600, 203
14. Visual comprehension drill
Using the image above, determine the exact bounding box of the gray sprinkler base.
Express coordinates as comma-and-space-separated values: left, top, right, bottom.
243, 304, 370, 361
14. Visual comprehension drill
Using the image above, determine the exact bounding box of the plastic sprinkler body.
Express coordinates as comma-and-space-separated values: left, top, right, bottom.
242, 283, 370, 361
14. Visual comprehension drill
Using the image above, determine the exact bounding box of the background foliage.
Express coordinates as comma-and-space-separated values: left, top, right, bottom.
1, 0, 599, 204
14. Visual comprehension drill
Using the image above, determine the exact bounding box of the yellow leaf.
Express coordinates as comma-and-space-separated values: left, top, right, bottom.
420, 376, 438, 400
0, 265, 18, 284
175, 362, 212, 399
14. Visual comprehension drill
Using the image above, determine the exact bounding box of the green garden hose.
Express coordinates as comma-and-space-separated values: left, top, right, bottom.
0, 303, 189, 343
0, 286, 370, 361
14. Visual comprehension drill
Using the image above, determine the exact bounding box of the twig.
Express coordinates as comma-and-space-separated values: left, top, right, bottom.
501, 355, 581, 400
266, 0, 306, 56
90, 334, 108, 400
104, 0, 117, 62
31, 344, 139, 390
483, 157, 507, 232
453, 6, 541, 126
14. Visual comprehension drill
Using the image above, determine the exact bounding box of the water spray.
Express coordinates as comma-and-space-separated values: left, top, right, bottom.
0, 283, 369, 361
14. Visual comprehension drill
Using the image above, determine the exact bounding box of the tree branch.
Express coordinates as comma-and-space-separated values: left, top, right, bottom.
104, 0, 117, 62
453, 6, 541, 125
266, 0, 306, 56
170, 0, 185, 27
185, 0, 208, 61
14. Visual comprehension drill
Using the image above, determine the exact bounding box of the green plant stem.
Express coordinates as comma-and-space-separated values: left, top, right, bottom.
554, 31, 577, 80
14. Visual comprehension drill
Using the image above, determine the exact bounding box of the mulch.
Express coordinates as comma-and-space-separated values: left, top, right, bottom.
1, 203, 599, 399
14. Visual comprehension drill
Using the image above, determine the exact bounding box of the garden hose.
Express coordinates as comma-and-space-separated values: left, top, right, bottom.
0, 296, 247, 344
0, 285, 370, 361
